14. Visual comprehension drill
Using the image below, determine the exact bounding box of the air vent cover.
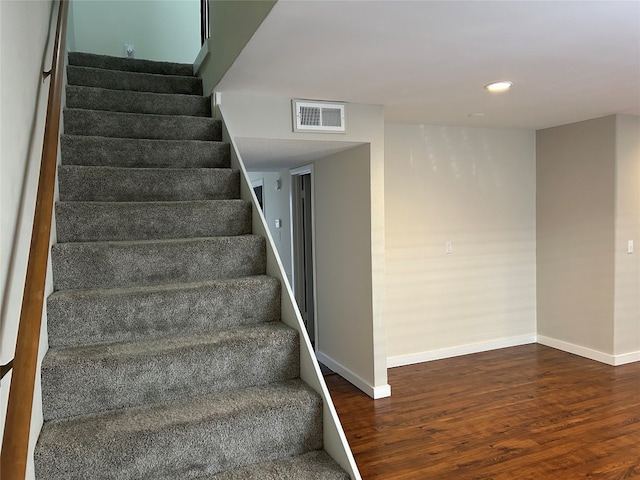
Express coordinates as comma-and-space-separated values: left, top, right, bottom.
292, 100, 346, 133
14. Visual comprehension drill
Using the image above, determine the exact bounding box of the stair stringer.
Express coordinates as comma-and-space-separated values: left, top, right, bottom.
219, 112, 362, 480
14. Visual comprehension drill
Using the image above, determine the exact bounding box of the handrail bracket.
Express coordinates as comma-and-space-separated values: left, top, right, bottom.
0, 360, 14, 380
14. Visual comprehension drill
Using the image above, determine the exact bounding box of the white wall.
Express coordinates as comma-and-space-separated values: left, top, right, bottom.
537, 116, 617, 358
248, 147, 385, 398
0, 0, 57, 476
614, 115, 640, 359
384, 124, 537, 366
71, 0, 200, 64
313, 145, 377, 387
247, 170, 292, 284
219, 93, 389, 397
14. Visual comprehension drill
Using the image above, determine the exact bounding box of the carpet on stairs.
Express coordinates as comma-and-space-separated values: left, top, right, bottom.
33, 51, 350, 480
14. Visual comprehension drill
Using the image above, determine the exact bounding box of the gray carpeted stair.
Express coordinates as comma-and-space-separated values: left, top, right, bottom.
46, 276, 281, 349
41, 323, 300, 420
67, 64, 202, 95
204, 451, 351, 479
61, 135, 230, 168
67, 85, 211, 116
35, 51, 349, 479
58, 165, 239, 201
64, 108, 220, 140
68, 51, 194, 76
56, 200, 251, 242
52, 235, 266, 290
36, 381, 323, 480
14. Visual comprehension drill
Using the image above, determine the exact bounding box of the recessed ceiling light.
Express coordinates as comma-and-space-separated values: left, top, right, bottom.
485, 81, 513, 93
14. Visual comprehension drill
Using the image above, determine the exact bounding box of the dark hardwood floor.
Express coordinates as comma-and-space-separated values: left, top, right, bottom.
325, 344, 640, 479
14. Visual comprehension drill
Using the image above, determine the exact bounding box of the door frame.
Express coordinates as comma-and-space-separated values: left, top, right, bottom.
289, 164, 318, 350
250, 178, 264, 211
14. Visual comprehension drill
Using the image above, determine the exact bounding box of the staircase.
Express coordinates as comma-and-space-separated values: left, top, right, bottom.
34, 52, 350, 479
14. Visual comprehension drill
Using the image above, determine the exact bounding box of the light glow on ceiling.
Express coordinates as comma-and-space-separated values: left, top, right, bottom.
485, 81, 513, 93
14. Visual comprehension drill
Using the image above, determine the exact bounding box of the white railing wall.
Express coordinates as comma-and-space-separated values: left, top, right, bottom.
219, 106, 361, 480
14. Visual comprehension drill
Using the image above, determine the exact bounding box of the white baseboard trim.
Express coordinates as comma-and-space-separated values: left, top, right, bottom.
537, 335, 640, 366
614, 351, 640, 365
387, 334, 537, 368
536, 335, 615, 365
316, 351, 391, 399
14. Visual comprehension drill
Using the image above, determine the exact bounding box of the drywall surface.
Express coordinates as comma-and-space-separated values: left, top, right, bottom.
199, 0, 276, 94
247, 170, 293, 284
384, 124, 536, 364
614, 115, 640, 357
314, 145, 375, 384
537, 116, 616, 355
72, 0, 200, 64
219, 93, 388, 395
67, 0, 76, 52
0, 0, 56, 476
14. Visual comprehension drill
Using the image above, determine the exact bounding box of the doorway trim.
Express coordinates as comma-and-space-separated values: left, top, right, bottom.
289, 164, 318, 351
250, 177, 264, 211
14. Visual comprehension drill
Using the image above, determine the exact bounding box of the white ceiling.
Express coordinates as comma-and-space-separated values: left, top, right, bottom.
218, 0, 640, 131
235, 137, 363, 169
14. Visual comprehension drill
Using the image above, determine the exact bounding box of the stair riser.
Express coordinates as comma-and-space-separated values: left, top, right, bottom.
47, 277, 281, 349
58, 166, 239, 202
206, 451, 351, 480
52, 236, 266, 290
68, 52, 194, 76
67, 85, 211, 117
56, 201, 251, 242
64, 109, 220, 141
61, 135, 230, 169
67, 65, 202, 95
35, 383, 323, 480
42, 326, 300, 420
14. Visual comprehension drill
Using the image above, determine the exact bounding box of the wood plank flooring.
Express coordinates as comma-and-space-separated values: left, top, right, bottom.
325, 344, 640, 479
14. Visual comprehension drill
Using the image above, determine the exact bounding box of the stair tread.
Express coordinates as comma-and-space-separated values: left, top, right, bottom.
59, 164, 232, 173
41, 323, 300, 420
56, 199, 252, 242
38, 379, 318, 437
65, 106, 213, 120
57, 198, 248, 206
68, 51, 194, 76
47, 275, 281, 348
36, 380, 322, 479
64, 107, 220, 141
58, 164, 239, 202
203, 451, 350, 480
60, 134, 230, 166
67, 64, 202, 95
61, 134, 225, 146
68, 65, 195, 81
66, 85, 211, 117
48, 274, 276, 299
44, 322, 295, 364
52, 235, 266, 291
53, 234, 261, 248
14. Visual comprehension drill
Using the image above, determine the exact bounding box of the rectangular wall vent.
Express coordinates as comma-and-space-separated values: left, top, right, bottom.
292, 100, 346, 133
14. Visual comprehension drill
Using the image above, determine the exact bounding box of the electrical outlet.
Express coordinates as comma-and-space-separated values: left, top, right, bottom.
445, 241, 453, 254
125, 43, 135, 58
628, 240, 634, 254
